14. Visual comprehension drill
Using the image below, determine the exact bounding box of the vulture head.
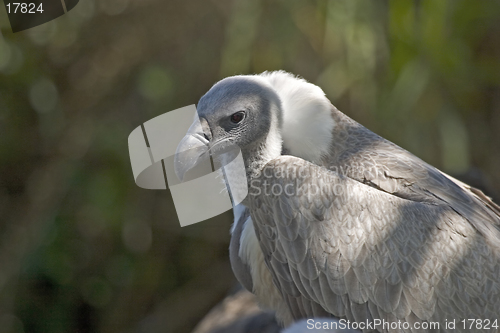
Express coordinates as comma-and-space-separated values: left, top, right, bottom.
175, 71, 335, 182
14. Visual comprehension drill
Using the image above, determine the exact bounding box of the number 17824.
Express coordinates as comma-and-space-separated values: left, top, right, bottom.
6, 3, 44, 13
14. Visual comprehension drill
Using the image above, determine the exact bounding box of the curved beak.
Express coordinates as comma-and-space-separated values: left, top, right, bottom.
174, 118, 209, 181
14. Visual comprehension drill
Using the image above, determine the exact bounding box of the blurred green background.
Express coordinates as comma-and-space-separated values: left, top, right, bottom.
0, 0, 499, 332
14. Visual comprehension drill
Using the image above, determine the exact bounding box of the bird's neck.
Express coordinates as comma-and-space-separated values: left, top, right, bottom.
242, 123, 283, 181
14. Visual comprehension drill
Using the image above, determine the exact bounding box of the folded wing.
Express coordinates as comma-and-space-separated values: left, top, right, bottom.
250, 156, 500, 329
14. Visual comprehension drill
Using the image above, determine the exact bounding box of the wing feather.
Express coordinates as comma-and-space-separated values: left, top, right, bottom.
328, 112, 500, 245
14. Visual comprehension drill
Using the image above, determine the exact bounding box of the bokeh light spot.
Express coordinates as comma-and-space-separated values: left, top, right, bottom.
122, 221, 152, 254
137, 65, 173, 102
29, 78, 59, 114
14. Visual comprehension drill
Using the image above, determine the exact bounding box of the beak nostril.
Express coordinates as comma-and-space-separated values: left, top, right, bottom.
200, 117, 213, 141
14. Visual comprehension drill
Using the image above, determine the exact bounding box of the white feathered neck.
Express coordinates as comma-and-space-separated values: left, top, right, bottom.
259, 71, 335, 164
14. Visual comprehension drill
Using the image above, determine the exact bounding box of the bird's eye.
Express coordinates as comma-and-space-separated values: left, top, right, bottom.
230, 111, 245, 124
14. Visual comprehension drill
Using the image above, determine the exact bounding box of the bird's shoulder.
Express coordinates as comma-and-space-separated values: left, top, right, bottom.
327, 120, 500, 240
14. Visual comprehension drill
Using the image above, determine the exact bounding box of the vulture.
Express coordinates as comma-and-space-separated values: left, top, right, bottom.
174, 71, 500, 332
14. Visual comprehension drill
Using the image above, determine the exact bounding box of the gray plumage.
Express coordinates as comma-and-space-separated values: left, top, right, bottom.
175, 71, 500, 332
